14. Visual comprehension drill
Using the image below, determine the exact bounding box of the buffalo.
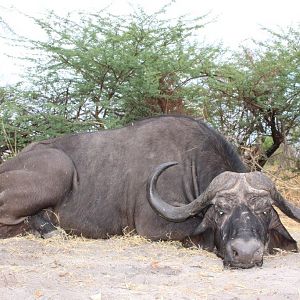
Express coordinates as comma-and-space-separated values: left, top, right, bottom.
0, 115, 299, 268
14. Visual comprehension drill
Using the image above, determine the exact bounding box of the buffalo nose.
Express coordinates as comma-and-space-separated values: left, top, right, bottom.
225, 238, 264, 268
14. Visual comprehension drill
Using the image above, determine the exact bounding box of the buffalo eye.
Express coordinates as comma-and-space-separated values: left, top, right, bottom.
214, 202, 230, 218
216, 209, 226, 217
255, 208, 271, 217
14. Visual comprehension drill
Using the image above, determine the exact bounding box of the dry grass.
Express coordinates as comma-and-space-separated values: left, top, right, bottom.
264, 166, 300, 231
264, 165, 300, 204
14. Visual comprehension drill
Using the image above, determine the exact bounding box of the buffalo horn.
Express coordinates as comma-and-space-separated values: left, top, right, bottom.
147, 162, 213, 222
271, 189, 300, 223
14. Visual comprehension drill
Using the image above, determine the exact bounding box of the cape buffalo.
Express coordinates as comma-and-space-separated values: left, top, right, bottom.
0, 115, 299, 268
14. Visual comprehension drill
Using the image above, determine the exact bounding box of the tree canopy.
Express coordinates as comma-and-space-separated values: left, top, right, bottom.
21, 8, 218, 124
0, 7, 299, 168
200, 27, 300, 167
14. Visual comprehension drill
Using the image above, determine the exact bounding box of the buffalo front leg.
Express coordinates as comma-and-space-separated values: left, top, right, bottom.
0, 148, 77, 238
28, 210, 62, 238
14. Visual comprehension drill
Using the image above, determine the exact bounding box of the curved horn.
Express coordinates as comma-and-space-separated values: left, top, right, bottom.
146, 162, 214, 222
271, 189, 300, 223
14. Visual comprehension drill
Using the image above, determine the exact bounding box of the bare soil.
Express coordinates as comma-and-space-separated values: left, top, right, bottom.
0, 216, 299, 300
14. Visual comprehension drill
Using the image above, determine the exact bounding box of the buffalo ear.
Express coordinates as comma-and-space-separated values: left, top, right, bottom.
183, 210, 215, 252
183, 228, 215, 252
268, 208, 298, 254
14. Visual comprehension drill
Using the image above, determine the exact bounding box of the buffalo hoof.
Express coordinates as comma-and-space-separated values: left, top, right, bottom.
42, 228, 67, 239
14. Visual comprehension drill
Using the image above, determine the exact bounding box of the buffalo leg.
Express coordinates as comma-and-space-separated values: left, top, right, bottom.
0, 148, 76, 238
27, 210, 61, 238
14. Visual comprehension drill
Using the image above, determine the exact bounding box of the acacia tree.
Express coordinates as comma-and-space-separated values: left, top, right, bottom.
0, 6, 219, 155
22, 8, 218, 127
200, 26, 300, 168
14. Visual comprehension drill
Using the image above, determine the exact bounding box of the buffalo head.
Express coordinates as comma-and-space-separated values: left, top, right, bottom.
147, 162, 300, 269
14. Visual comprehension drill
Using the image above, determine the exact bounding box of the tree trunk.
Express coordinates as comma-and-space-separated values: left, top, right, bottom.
257, 114, 284, 169
257, 142, 281, 168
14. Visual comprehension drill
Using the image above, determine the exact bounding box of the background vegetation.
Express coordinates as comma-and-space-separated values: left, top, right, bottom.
0, 7, 299, 169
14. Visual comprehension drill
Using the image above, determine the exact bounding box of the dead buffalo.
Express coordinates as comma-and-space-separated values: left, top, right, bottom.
0, 115, 299, 268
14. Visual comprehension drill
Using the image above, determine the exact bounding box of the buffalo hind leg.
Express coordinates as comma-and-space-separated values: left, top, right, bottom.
0, 148, 77, 238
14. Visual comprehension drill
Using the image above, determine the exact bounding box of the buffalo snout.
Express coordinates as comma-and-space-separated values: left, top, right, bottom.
224, 238, 264, 269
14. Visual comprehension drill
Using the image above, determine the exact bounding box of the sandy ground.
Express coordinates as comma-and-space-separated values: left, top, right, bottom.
0, 219, 299, 300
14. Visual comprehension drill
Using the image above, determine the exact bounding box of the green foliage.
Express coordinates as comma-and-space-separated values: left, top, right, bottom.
262, 136, 274, 152
0, 86, 95, 158
23, 7, 217, 127
198, 26, 300, 167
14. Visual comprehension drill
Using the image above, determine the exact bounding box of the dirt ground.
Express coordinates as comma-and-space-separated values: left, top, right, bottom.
0, 216, 299, 300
